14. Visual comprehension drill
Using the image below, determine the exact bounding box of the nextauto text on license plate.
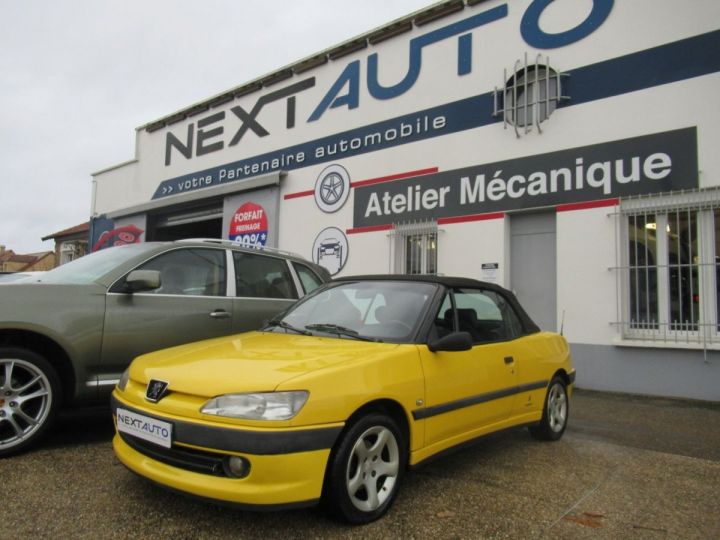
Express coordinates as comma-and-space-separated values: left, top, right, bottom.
116, 407, 173, 448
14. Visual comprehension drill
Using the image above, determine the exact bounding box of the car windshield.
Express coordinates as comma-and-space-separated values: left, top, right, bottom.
276, 280, 438, 343
38, 243, 159, 285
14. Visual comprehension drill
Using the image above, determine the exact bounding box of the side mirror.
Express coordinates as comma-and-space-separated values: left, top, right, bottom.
124, 270, 161, 293
428, 331, 473, 352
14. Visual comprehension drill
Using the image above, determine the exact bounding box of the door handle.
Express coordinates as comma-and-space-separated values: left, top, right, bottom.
210, 310, 231, 319
504, 356, 514, 365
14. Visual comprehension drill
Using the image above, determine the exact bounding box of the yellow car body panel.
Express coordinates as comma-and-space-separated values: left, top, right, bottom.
111, 278, 574, 513
113, 433, 330, 506
409, 331, 573, 465
122, 332, 423, 431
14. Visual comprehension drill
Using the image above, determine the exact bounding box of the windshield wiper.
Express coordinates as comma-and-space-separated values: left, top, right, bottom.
304, 323, 380, 342
264, 319, 312, 336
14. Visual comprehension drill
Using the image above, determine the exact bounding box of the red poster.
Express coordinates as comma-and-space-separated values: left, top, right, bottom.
229, 202, 268, 247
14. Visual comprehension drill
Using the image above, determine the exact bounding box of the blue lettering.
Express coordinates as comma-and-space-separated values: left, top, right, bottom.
308, 61, 360, 122
521, 0, 614, 49
368, 5, 507, 100
310, 4, 508, 121
457, 34, 472, 76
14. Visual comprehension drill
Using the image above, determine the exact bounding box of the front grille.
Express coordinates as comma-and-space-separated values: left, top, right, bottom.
120, 432, 229, 477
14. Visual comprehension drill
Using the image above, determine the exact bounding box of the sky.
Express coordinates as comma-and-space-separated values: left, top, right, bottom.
0, 0, 434, 254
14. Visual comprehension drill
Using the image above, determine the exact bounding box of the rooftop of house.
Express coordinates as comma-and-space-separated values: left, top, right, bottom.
41, 221, 89, 241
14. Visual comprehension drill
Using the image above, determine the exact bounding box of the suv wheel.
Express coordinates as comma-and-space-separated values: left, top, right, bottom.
0, 348, 61, 457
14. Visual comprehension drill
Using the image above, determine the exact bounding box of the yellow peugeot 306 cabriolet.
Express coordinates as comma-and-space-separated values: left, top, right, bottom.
112, 275, 574, 523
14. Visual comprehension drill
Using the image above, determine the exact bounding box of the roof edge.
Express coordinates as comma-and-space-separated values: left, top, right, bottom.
138, 0, 489, 132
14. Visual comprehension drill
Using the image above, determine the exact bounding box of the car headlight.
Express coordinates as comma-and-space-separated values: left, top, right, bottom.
117, 368, 130, 391
200, 391, 309, 420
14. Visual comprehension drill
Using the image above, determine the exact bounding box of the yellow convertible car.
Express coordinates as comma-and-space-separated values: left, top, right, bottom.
112, 275, 574, 523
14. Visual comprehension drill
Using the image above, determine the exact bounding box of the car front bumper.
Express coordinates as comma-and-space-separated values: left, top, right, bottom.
111, 396, 340, 508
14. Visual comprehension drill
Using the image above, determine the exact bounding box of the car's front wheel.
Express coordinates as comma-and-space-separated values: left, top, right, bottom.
0, 348, 60, 457
324, 412, 406, 524
529, 376, 568, 441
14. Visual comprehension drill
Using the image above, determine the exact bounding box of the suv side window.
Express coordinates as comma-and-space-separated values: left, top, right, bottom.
233, 252, 297, 299
293, 263, 324, 295
138, 248, 226, 296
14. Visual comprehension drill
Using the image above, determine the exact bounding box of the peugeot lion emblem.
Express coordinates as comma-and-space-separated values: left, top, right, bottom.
146, 379, 169, 403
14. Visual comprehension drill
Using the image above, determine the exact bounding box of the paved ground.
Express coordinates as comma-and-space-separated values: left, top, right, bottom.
1, 389, 719, 539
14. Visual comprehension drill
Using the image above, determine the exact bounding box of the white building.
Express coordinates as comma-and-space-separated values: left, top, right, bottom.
92, 0, 720, 401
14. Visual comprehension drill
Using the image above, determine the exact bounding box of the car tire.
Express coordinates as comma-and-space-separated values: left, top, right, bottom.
0, 347, 61, 457
529, 376, 568, 441
324, 412, 407, 524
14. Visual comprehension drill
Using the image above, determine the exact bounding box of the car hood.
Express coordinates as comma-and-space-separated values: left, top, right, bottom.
129, 331, 400, 397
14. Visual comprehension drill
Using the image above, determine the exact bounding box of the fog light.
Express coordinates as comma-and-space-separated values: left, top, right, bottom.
224, 456, 250, 478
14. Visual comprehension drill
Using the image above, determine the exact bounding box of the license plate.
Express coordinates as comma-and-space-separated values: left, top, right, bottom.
116, 408, 173, 449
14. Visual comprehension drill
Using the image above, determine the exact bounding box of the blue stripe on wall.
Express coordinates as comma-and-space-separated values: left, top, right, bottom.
566, 29, 720, 105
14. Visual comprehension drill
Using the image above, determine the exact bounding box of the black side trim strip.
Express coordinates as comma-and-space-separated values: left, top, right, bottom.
111, 395, 342, 455
412, 380, 548, 420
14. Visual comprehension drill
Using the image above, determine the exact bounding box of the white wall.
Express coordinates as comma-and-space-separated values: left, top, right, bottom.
92, 160, 138, 215
439, 218, 506, 284
556, 205, 618, 344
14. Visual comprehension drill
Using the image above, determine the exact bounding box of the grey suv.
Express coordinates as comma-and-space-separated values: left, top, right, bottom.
0, 239, 330, 456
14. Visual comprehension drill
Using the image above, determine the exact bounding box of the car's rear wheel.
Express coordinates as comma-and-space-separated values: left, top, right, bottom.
0, 348, 60, 457
529, 376, 568, 441
324, 413, 406, 524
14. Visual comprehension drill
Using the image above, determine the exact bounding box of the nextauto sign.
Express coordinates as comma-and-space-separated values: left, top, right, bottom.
352, 128, 698, 227
162, 1, 613, 166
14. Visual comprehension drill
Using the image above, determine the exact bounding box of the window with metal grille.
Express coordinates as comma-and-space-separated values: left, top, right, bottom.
616, 189, 720, 346
493, 54, 568, 137
390, 221, 438, 275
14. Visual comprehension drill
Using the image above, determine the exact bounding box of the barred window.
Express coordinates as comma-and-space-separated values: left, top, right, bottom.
493, 54, 568, 137
389, 221, 438, 275
507, 65, 559, 128
617, 189, 719, 345
628, 213, 659, 329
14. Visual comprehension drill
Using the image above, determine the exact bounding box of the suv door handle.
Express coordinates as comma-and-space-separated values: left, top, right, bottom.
210, 310, 231, 319
504, 356, 514, 365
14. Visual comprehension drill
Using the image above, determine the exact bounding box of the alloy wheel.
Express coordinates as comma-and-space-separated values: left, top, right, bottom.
547, 382, 567, 433
0, 358, 53, 450
345, 425, 400, 512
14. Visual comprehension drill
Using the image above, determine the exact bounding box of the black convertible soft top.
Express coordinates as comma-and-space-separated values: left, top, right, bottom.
334, 274, 541, 335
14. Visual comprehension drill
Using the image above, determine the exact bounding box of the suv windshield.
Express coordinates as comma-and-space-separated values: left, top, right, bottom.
278, 280, 437, 342
39, 244, 158, 285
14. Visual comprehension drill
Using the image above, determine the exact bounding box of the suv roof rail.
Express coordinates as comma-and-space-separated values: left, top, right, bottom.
176, 238, 304, 260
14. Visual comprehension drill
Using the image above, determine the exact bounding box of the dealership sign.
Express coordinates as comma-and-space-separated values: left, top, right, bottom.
151, 29, 718, 201
153, 1, 620, 199
353, 127, 698, 227
163, 2, 613, 164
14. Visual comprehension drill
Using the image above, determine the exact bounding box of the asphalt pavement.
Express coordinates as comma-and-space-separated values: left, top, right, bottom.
1, 389, 718, 539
